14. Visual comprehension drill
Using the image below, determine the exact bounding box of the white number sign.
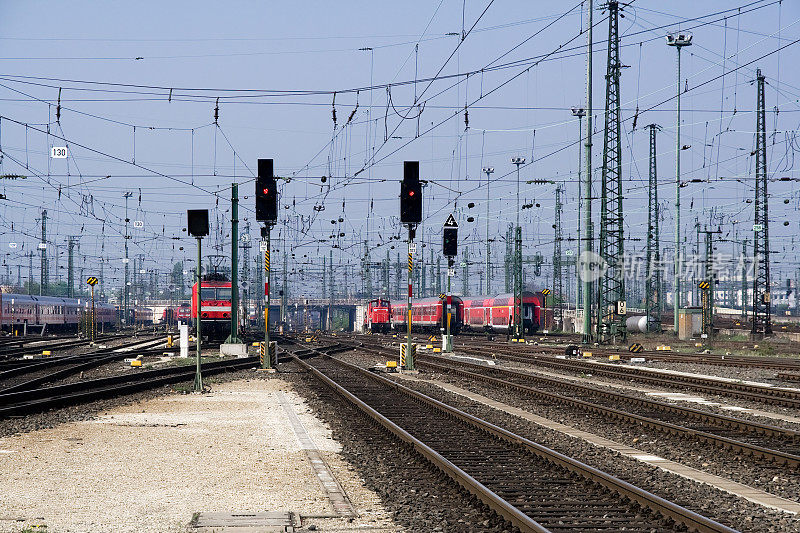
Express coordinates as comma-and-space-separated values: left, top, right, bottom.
51, 147, 68, 159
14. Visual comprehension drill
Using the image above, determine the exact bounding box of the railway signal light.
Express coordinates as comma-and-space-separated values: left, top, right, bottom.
400, 161, 422, 224
443, 213, 458, 257
256, 158, 278, 223
187, 209, 209, 237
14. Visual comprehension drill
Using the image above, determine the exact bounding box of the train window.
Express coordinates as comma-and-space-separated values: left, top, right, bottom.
200, 288, 216, 300
217, 288, 232, 300
524, 305, 533, 319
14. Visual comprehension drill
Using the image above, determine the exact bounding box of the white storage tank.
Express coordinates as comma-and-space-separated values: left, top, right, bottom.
626, 315, 648, 333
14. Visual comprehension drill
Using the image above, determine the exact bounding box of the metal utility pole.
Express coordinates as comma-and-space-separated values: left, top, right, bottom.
241, 222, 251, 328
123, 191, 133, 326
40, 210, 48, 296
554, 185, 564, 330
667, 32, 692, 332
67, 237, 75, 298
482, 166, 494, 294
363, 240, 372, 299
385, 250, 391, 299
582, 0, 594, 343
752, 68, 772, 337
28, 251, 33, 294
741, 239, 748, 317
511, 157, 525, 339
701, 228, 722, 337
571, 108, 586, 318
282, 246, 288, 325
462, 247, 469, 296
645, 124, 663, 332
597, 0, 626, 344
226, 183, 242, 344
329, 249, 334, 330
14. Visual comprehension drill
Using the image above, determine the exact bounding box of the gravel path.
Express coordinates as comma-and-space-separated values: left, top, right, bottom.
0, 369, 399, 533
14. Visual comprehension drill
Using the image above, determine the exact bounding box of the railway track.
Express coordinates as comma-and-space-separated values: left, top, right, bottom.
0, 333, 128, 360
0, 355, 257, 418
0, 336, 163, 383
289, 343, 736, 533
455, 336, 800, 372
0, 339, 174, 395
343, 340, 800, 469
459, 344, 800, 409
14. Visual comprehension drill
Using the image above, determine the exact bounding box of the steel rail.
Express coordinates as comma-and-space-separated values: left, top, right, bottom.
0, 356, 258, 418
462, 344, 800, 408
292, 346, 737, 533
415, 355, 800, 469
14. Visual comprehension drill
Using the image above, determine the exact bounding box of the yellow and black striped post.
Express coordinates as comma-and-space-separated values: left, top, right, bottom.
406, 228, 415, 370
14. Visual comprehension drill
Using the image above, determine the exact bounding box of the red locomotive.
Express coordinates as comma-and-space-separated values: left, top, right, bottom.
161, 304, 191, 325
191, 274, 236, 339
366, 298, 392, 333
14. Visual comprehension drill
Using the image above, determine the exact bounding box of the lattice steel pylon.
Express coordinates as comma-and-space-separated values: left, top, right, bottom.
645, 124, 662, 332
597, 0, 626, 344
752, 68, 772, 337
554, 185, 564, 330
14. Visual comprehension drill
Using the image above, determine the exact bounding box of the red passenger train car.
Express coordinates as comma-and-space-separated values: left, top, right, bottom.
191, 274, 236, 339
461, 292, 544, 335
390, 296, 463, 334
367, 291, 547, 336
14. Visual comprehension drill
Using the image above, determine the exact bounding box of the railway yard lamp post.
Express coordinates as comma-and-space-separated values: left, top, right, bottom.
187, 209, 209, 392
482, 167, 494, 296
667, 32, 692, 333
571, 107, 586, 321
511, 157, 526, 340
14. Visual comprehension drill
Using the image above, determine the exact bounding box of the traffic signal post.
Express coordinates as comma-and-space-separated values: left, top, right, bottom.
442, 213, 458, 353
256, 158, 278, 370
400, 161, 422, 371
187, 209, 209, 392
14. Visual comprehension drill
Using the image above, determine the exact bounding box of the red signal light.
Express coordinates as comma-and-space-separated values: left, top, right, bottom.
262, 188, 269, 195
408, 190, 415, 197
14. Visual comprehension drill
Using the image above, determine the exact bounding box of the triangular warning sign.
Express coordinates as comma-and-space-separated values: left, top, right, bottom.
443, 214, 458, 228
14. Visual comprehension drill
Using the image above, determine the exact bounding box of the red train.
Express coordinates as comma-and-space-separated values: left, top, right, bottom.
161, 304, 191, 324
390, 296, 464, 334
191, 275, 236, 339
367, 299, 391, 333
367, 291, 547, 335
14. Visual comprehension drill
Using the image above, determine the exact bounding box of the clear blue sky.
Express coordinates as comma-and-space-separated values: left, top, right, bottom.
0, 0, 798, 300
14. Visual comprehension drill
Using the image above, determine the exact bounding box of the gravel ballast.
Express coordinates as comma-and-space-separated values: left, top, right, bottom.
334, 348, 800, 533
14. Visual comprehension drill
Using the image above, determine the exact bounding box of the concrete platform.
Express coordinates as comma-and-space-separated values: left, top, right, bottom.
0, 377, 399, 532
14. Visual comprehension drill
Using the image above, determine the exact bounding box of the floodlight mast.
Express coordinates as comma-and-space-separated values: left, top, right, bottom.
482, 166, 494, 295
571, 107, 586, 319
667, 32, 692, 334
